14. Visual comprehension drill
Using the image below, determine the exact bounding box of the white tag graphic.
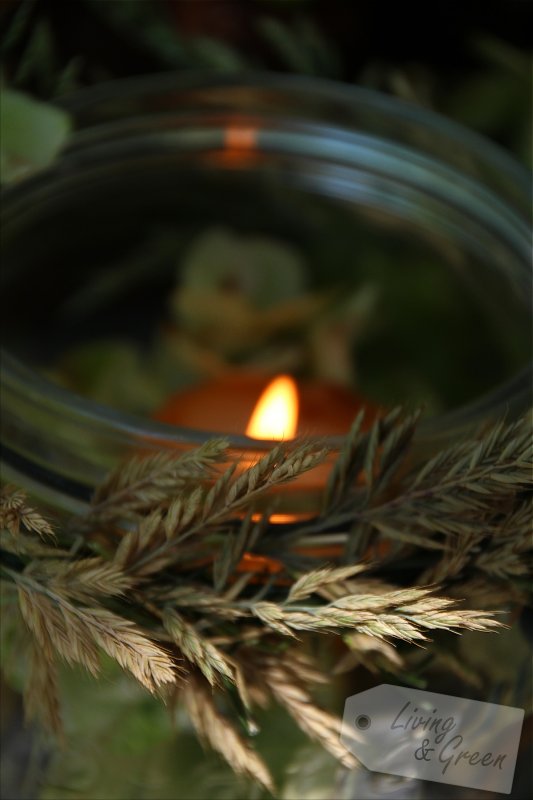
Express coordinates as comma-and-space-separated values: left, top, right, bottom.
341, 684, 524, 795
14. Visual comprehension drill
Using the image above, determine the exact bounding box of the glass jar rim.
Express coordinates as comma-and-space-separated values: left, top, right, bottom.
1, 71, 531, 453
55, 70, 531, 195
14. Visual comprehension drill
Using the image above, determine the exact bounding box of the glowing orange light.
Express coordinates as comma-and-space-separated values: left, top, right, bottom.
224, 126, 257, 151
245, 375, 299, 440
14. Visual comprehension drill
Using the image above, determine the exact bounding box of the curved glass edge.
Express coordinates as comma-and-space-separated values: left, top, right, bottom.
2, 125, 529, 271
1, 350, 531, 454
55, 71, 531, 196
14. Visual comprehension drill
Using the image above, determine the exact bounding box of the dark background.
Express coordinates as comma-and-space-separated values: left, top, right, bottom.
1, 0, 531, 163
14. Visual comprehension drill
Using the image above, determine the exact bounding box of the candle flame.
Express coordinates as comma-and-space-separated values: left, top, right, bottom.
246, 375, 298, 440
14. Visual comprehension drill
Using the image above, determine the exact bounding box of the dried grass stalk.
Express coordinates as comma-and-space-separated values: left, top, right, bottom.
287, 564, 368, 603
14, 574, 176, 693
37, 557, 132, 600
24, 641, 63, 739
254, 587, 502, 641
183, 671, 274, 792
163, 608, 233, 687
90, 439, 229, 521
1, 407, 530, 789
1, 485, 55, 539
259, 653, 358, 769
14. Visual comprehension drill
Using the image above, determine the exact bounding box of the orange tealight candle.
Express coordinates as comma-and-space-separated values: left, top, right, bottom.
153, 372, 381, 580
154, 372, 376, 439
153, 372, 378, 517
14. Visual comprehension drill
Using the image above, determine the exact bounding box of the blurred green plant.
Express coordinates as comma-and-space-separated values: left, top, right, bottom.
444, 36, 532, 166
1, 0, 82, 96
86, 0, 251, 72
0, 87, 71, 183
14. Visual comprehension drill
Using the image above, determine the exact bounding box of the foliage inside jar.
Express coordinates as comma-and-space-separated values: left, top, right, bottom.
40, 222, 529, 430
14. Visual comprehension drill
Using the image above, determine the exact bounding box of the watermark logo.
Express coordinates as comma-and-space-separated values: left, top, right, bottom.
341, 684, 524, 795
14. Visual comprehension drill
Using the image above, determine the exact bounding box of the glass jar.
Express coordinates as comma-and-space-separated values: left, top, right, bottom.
1, 72, 531, 516
1, 74, 531, 800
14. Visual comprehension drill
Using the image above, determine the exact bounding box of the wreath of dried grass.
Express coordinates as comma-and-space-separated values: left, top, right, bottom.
1, 408, 531, 791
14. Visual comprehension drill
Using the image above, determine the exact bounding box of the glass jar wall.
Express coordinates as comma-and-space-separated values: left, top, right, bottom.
1, 74, 531, 512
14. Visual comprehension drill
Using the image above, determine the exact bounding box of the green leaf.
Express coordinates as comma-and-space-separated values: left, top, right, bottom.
188, 37, 249, 71
0, 88, 71, 183
181, 227, 306, 309
258, 16, 316, 74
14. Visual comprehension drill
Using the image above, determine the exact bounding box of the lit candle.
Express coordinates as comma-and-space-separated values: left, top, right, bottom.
154, 372, 375, 438
154, 372, 378, 516
153, 373, 381, 580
